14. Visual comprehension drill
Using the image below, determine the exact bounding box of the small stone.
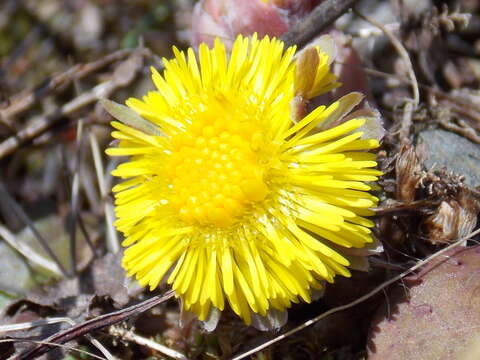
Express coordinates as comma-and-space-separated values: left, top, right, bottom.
417, 129, 480, 187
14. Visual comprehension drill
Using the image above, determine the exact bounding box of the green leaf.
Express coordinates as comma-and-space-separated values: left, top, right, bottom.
100, 98, 161, 136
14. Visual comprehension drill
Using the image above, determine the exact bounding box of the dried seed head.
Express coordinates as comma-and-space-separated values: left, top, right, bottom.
423, 187, 480, 245
395, 145, 422, 203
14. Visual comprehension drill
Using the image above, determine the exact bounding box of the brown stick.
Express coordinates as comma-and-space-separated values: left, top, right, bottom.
0, 49, 133, 123
12, 291, 175, 360
281, 0, 360, 48
0, 50, 147, 159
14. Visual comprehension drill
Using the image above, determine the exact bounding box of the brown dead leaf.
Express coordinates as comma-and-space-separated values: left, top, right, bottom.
395, 144, 422, 203
423, 187, 480, 244
369, 246, 480, 360
91, 253, 129, 307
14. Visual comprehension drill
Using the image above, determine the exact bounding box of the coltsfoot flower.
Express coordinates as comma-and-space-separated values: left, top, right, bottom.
105, 34, 381, 327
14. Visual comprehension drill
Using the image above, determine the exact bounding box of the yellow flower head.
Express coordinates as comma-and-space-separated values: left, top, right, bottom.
106, 34, 381, 326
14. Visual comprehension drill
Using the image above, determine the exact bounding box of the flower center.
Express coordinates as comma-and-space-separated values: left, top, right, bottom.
166, 115, 269, 227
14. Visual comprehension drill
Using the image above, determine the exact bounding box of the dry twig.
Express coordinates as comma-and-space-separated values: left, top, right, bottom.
0, 49, 133, 123
354, 11, 419, 108
355, 10, 419, 144
3, 339, 107, 360
0, 49, 147, 159
0, 317, 116, 360
281, 0, 360, 48
335, 60, 480, 143
12, 290, 174, 359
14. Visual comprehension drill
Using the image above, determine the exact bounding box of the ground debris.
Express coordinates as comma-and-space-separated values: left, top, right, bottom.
1, 0, 480, 359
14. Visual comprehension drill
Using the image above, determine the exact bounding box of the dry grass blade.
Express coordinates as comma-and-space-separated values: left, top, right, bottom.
68, 120, 83, 274
0, 224, 62, 276
110, 326, 188, 360
2, 339, 108, 360
89, 130, 120, 253
67, 119, 97, 271
231, 228, 480, 360
0, 317, 75, 334
0, 183, 69, 277
104, 158, 121, 193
